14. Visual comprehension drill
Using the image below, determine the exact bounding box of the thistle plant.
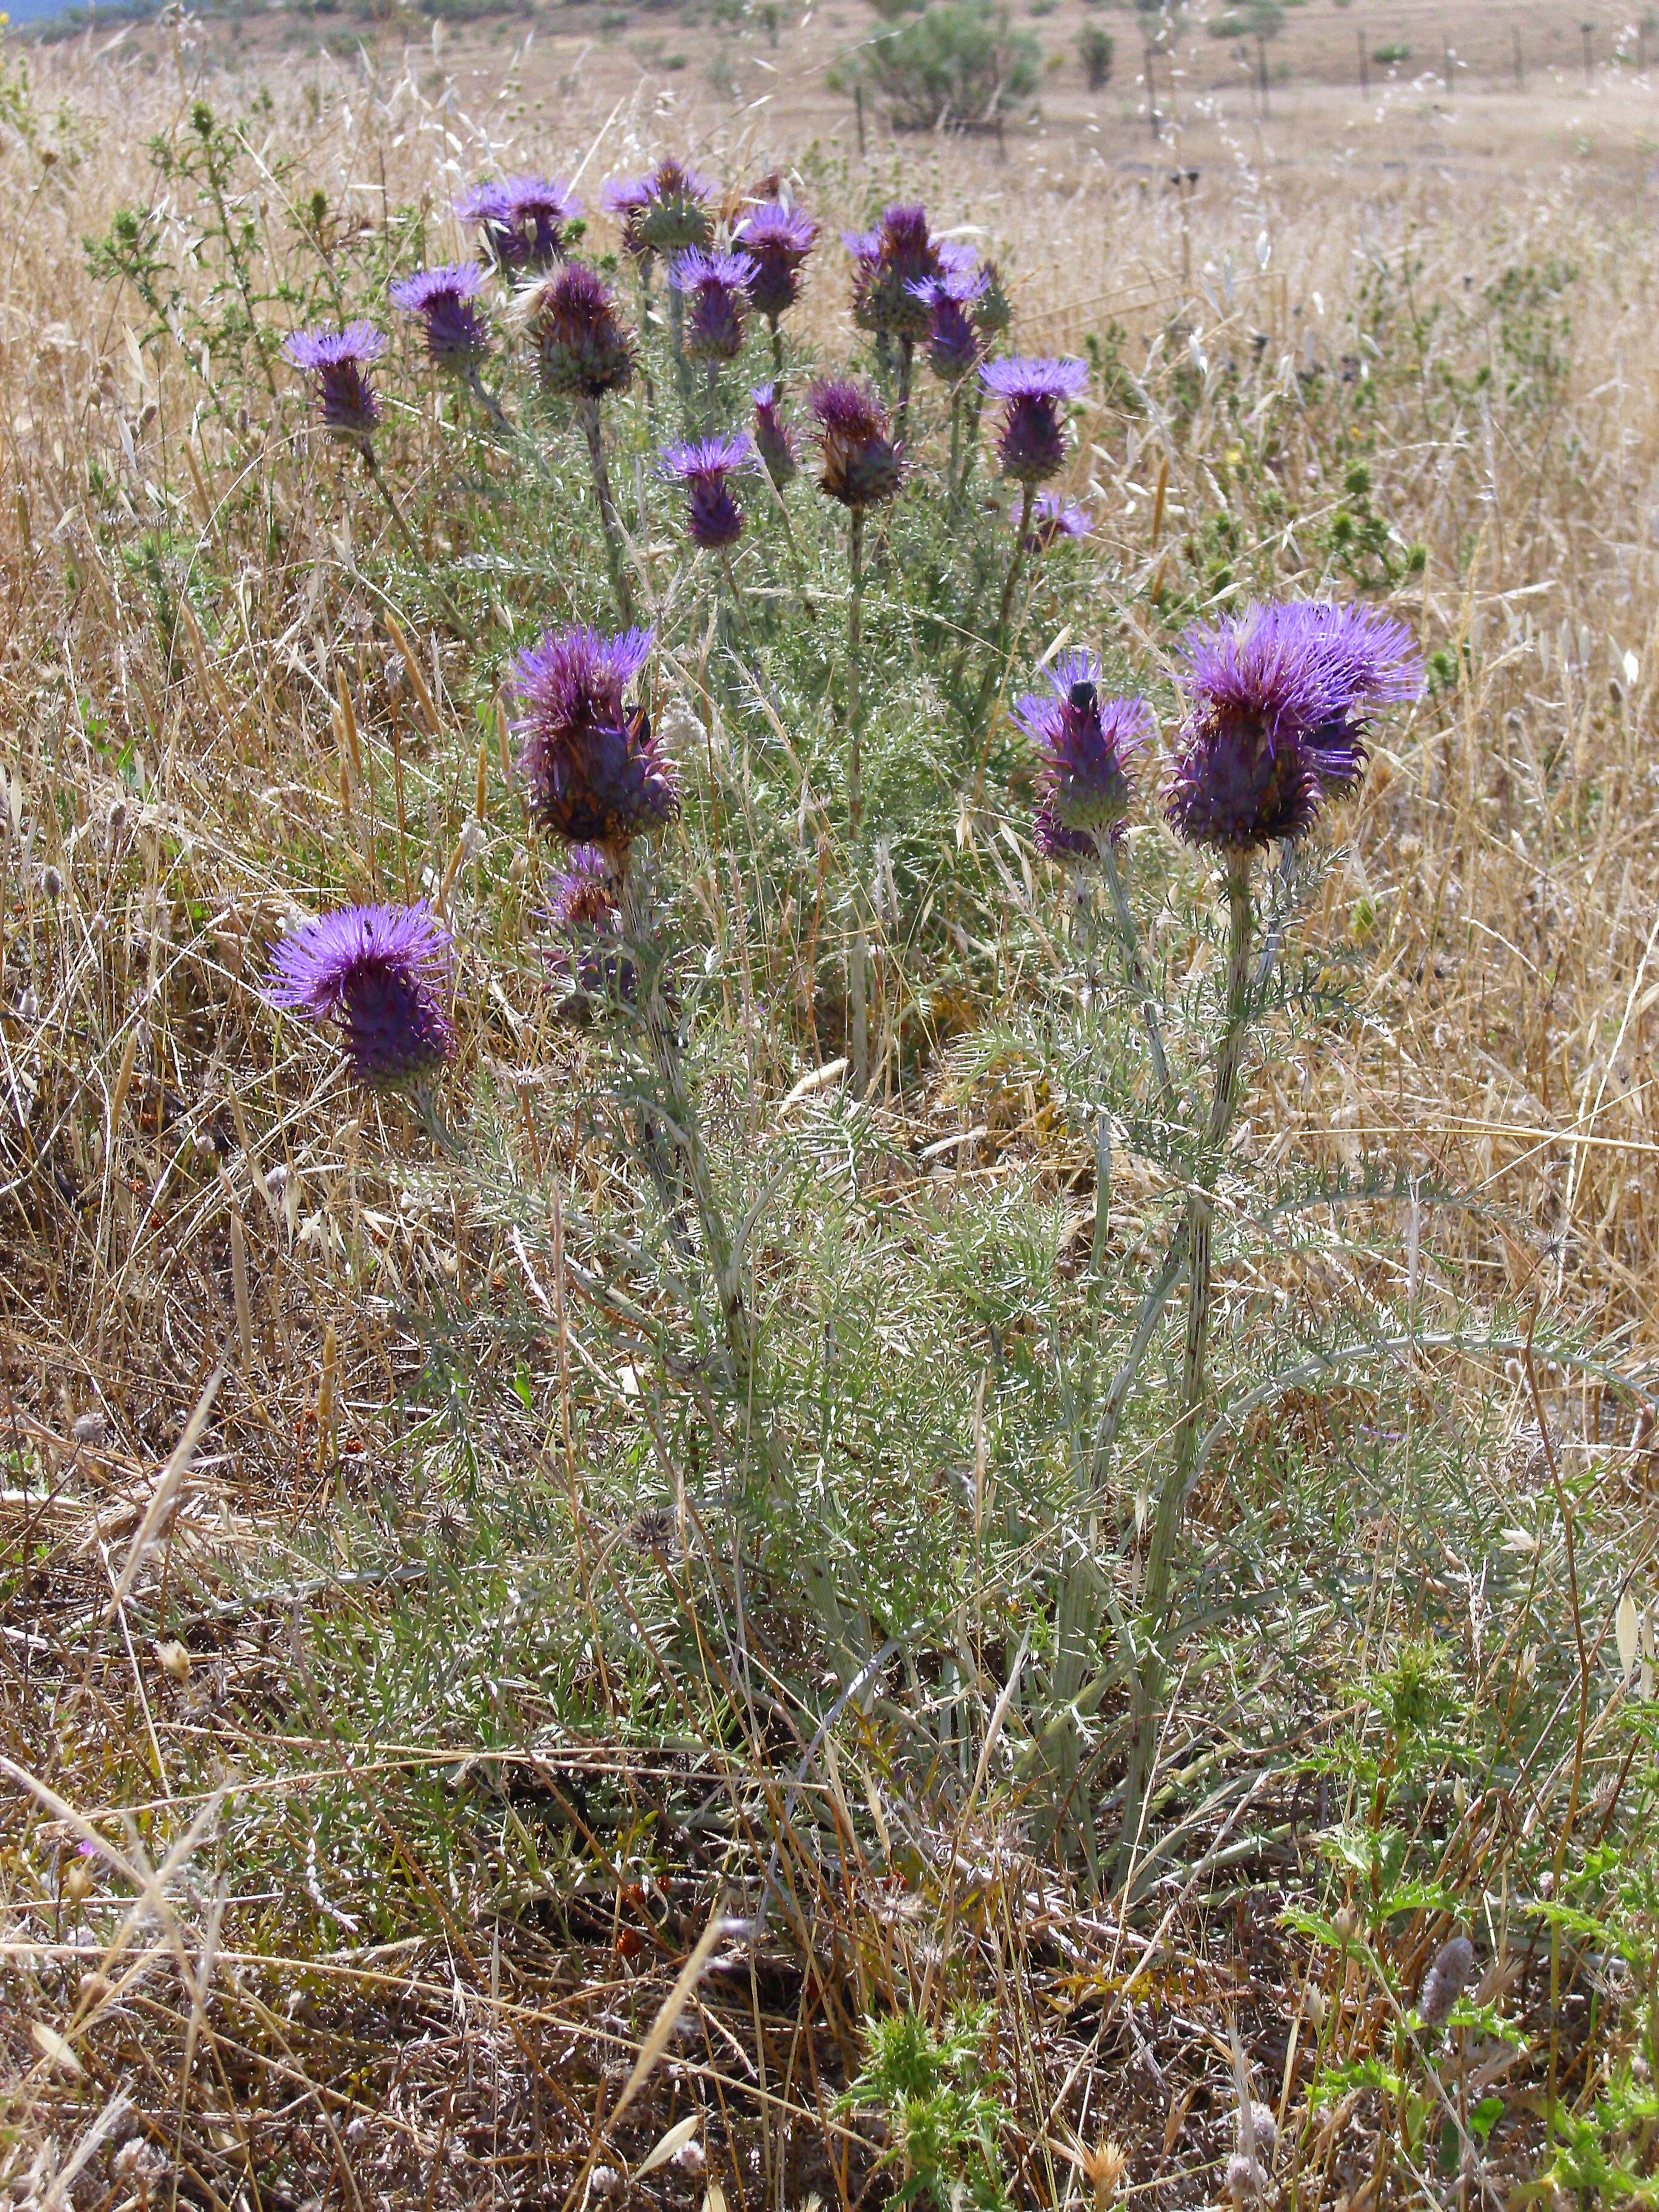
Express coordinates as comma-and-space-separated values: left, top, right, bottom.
521, 261, 637, 621
732, 197, 817, 376
751, 381, 796, 488
603, 158, 714, 397
457, 175, 581, 271
910, 266, 986, 500
1101, 598, 1424, 1873
974, 354, 1089, 723
389, 261, 513, 439
668, 247, 758, 421
809, 376, 903, 1094
844, 201, 968, 439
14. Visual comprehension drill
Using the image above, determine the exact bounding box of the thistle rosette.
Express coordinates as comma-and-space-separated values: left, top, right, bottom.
909, 266, 987, 384
660, 432, 759, 549
281, 322, 386, 447
751, 382, 796, 488
979, 355, 1089, 484
732, 199, 817, 321
1164, 600, 1424, 851
458, 175, 581, 269
1028, 493, 1093, 551
1014, 651, 1151, 858
669, 247, 757, 362
265, 901, 454, 1090
602, 158, 716, 263
525, 263, 634, 398
809, 377, 902, 511
510, 625, 677, 851
389, 263, 489, 372
843, 202, 962, 341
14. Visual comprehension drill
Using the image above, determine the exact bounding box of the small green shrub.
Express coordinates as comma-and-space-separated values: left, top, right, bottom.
1373, 39, 1410, 61
836, 0, 1042, 130
1079, 21, 1113, 84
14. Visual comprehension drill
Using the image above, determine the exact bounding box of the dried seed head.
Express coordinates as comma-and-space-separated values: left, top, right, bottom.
1241, 2104, 1277, 2163
156, 1639, 192, 1683
71, 1410, 108, 1446
1225, 2153, 1267, 2204
1082, 2137, 1130, 2210
1332, 1902, 1361, 1943
1418, 1934, 1476, 2028
589, 2166, 623, 2200
63, 1858, 95, 1903
39, 863, 62, 899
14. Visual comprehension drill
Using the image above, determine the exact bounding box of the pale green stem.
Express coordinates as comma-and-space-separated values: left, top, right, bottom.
846, 504, 868, 1095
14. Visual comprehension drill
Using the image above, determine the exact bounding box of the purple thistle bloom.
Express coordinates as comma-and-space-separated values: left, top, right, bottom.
389, 262, 489, 371
660, 432, 758, 549
266, 900, 454, 1090
602, 158, 716, 261
1164, 600, 1424, 851
751, 381, 796, 488
844, 202, 954, 341
510, 625, 678, 850
669, 247, 757, 361
1014, 651, 1151, 856
526, 262, 634, 397
908, 267, 987, 384
979, 355, 1090, 484
732, 199, 817, 321
809, 378, 902, 510
1028, 492, 1093, 551
458, 175, 581, 268
544, 843, 634, 1004
282, 321, 386, 447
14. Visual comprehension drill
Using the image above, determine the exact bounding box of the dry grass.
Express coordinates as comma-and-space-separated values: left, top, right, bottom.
1, 16, 1657, 2211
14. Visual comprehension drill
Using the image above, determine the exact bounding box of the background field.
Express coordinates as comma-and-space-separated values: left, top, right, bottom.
4, 2, 1659, 2208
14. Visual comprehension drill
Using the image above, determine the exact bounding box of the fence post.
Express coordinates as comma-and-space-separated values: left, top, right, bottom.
1358, 27, 1369, 89
1513, 25, 1524, 87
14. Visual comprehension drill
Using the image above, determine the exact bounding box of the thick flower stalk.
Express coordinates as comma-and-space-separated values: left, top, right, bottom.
1115, 597, 1423, 1879
457, 175, 581, 270
389, 262, 490, 373
660, 432, 759, 551
266, 900, 454, 1093
522, 263, 637, 619
810, 377, 903, 1095
733, 198, 817, 372
509, 623, 676, 856
751, 382, 797, 489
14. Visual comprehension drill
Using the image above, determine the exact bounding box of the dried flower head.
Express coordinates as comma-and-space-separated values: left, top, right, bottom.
809, 377, 902, 510
910, 266, 988, 384
660, 432, 759, 549
1014, 650, 1151, 856
669, 247, 757, 361
1418, 1934, 1476, 2028
510, 625, 678, 849
266, 901, 454, 1090
751, 381, 797, 488
1081, 2137, 1130, 2211
602, 158, 715, 261
281, 322, 386, 447
1028, 492, 1093, 550
544, 844, 633, 1004
979, 354, 1090, 483
524, 263, 634, 398
389, 262, 489, 371
1164, 600, 1423, 851
733, 198, 817, 320
1225, 2152, 1268, 2205
458, 175, 581, 269
843, 202, 963, 340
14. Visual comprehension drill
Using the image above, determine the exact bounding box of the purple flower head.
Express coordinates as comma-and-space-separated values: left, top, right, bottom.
669, 247, 757, 361
844, 201, 952, 341
1014, 650, 1151, 854
909, 266, 987, 384
526, 261, 634, 397
973, 260, 1013, 341
265, 900, 454, 1090
282, 321, 386, 447
602, 158, 716, 260
809, 377, 902, 510
458, 175, 581, 268
733, 199, 817, 321
979, 355, 1089, 484
660, 432, 758, 549
510, 625, 678, 850
1164, 600, 1423, 851
389, 261, 489, 371
543, 843, 635, 1004
751, 381, 796, 488
1028, 492, 1093, 551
